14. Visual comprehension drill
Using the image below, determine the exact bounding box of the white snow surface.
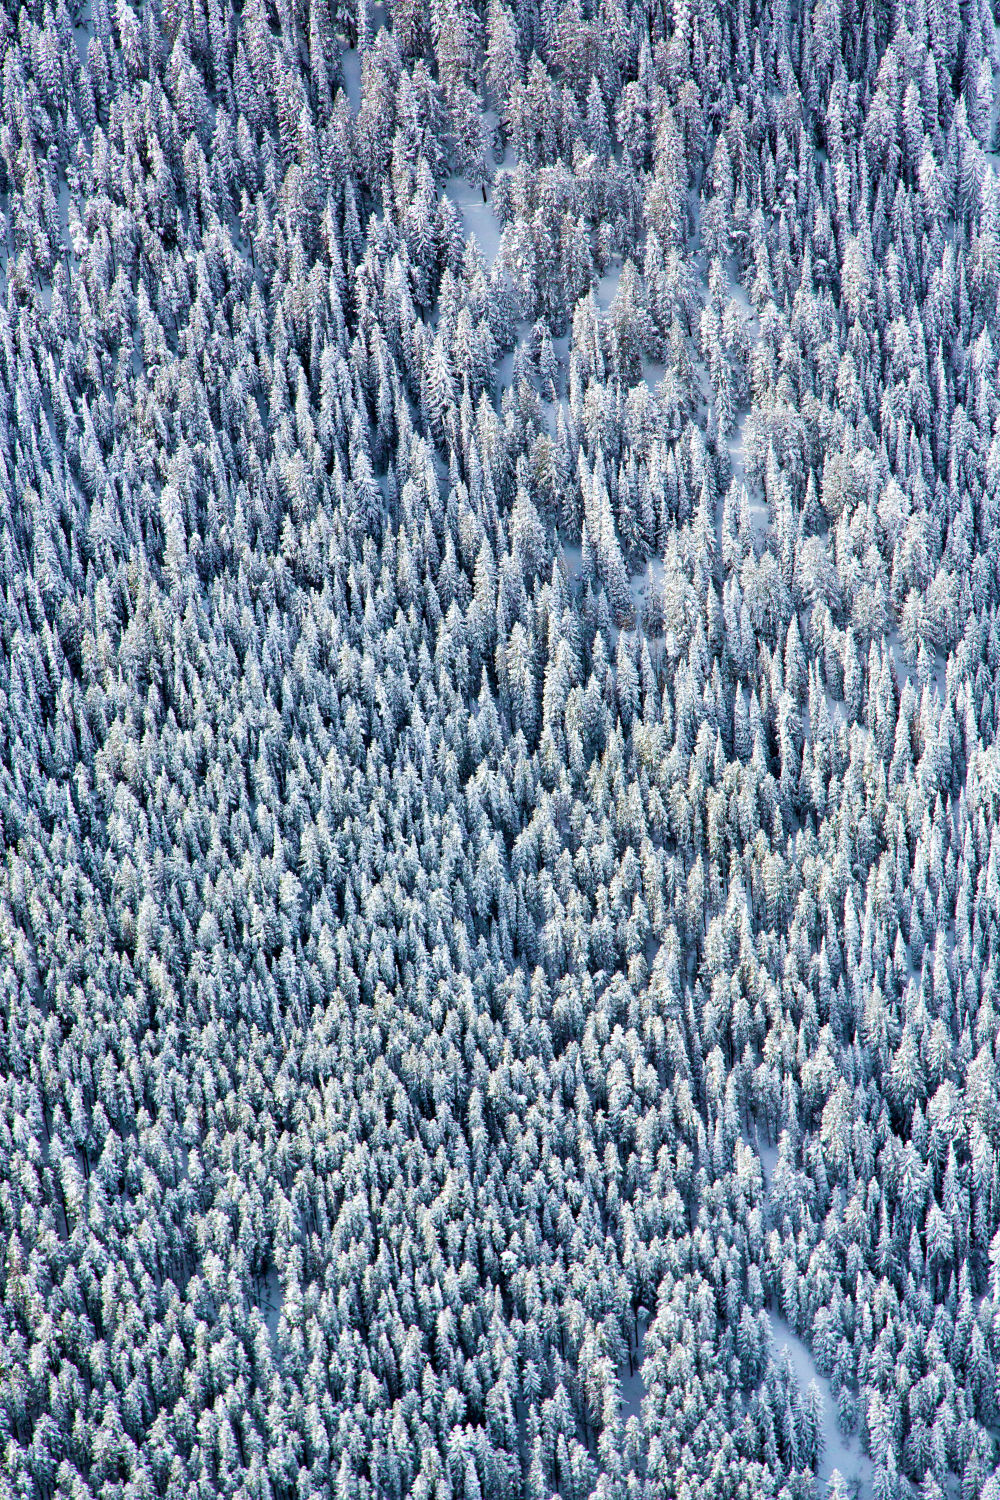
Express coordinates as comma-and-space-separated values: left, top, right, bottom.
629, 556, 665, 626
263, 1265, 283, 1350
73, 0, 93, 63
592, 260, 622, 313
446, 175, 504, 268
886, 624, 948, 702
755, 1135, 780, 1188
608, 1247, 867, 1493
341, 49, 362, 111
766, 1311, 872, 1500
753, 1130, 872, 1499
560, 541, 584, 584
620, 1308, 650, 1429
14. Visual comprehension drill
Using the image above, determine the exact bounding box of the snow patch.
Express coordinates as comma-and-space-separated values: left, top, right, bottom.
753, 1133, 871, 1497
766, 1312, 872, 1500
262, 1265, 283, 1350
593, 260, 622, 313
756, 1137, 779, 1188
73, 0, 93, 64
620, 1308, 650, 1428
495, 347, 515, 395
560, 541, 584, 585
341, 49, 362, 111
445, 175, 504, 268
629, 555, 665, 629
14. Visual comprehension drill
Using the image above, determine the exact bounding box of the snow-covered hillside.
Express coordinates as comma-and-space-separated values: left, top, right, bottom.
1, 2, 999, 1500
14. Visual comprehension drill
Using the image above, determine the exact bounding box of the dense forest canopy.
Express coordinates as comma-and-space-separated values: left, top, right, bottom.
2, 0, 1000, 1499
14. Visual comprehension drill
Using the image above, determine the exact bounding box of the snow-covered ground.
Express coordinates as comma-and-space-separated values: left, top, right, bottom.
720, 262, 767, 540
766, 1312, 872, 1500
754, 1133, 779, 1187
73, 0, 93, 63
495, 346, 516, 394
560, 541, 584, 585
755, 1134, 872, 1499
885, 625, 947, 701
341, 49, 362, 110
592, 261, 622, 313
620, 1308, 650, 1427
263, 1265, 283, 1353
446, 175, 504, 267
629, 555, 665, 626
608, 1257, 868, 1494
340, 0, 388, 105
446, 115, 512, 270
